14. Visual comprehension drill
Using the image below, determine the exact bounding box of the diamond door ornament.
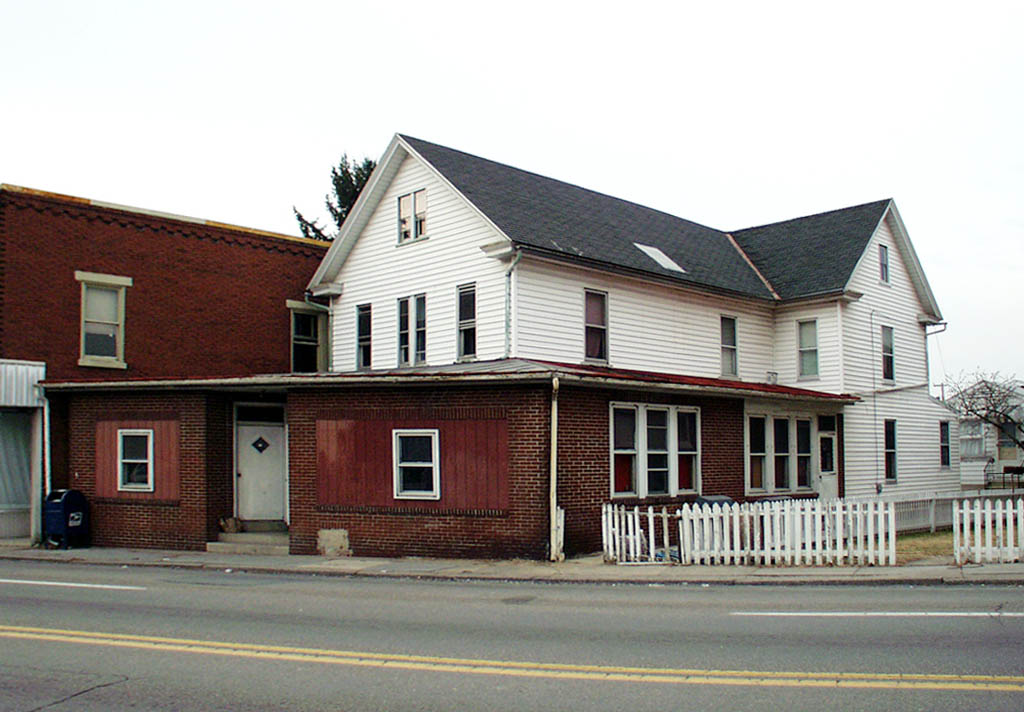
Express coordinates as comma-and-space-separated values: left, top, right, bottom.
252, 436, 270, 454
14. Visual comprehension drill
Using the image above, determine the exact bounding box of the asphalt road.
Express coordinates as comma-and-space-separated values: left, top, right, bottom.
1, 559, 1022, 711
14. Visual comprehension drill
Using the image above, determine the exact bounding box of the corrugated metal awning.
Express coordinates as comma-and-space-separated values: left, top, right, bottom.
0, 360, 45, 407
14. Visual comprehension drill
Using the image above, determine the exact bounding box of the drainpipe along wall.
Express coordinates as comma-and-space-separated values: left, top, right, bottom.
504, 249, 522, 358
549, 376, 563, 561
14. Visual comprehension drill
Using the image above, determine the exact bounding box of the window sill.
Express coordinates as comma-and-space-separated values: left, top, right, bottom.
394, 493, 441, 501
797, 375, 820, 382
79, 356, 127, 370
396, 235, 429, 248
117, 485, 155, 494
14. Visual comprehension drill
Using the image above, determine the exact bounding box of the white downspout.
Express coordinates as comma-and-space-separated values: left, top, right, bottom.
504, 250, 522, 359
549, 376, 563, 561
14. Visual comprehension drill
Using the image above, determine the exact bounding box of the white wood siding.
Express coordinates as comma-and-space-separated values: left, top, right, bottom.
844, 218, 930, 392
328, 154, 509, 371
842, 390, 960, 497
772, 303, 842, 392
839, 214, 956, 496
514, 259, 775, 380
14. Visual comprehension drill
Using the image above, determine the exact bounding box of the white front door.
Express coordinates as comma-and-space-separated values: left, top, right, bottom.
817, 432, 838, 500
236, 422, 286, 521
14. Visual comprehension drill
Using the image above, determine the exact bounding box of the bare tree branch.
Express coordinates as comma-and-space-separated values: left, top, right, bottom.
946, 371, 1024, 452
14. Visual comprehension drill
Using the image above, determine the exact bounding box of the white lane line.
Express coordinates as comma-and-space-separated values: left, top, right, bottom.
0, 578, 146, 591
733, 611, 1024, 618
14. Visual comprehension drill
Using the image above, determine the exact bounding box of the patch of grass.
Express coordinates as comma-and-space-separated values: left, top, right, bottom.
896, 529, 954, 564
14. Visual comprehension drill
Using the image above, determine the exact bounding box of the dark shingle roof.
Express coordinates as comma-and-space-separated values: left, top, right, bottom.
400, 135, 774, 298
730, 200, 891, 300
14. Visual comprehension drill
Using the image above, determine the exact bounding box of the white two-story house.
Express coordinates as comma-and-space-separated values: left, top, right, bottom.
290, 134, 957, 557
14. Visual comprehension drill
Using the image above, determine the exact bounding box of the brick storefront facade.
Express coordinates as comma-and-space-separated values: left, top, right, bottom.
59, 379, 762, 558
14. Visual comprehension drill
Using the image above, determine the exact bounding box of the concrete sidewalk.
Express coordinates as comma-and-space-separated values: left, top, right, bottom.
2, 540, 1023, 585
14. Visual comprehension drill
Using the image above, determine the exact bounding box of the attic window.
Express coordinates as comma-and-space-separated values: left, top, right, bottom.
633, 243, 686, 273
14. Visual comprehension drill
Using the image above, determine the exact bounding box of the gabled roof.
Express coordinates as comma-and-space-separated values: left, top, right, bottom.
398, 136, 774, 298
310, 134, 940, 316
730, 200, 891, 300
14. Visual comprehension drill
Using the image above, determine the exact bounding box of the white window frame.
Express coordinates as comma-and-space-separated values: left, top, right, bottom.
879, 244, 890, 283
609, 403, 701, 499
356, 303, 372, 370
939, 421, 951, 468
584, 289, 608, 363
881, 325, 894, 382
117, 428, 154, 492
960, 419, 984, 458
797, 320, 818, 378
720, 315, 738, 377
392, 429, 440, 500
745, 413, 820, 495
286, 300, 328, 373
397, 294, 427, 366
457, 283, 476, 361
884, 419, 897, 481
76, 271, 132, 369
397, 189, 427, 244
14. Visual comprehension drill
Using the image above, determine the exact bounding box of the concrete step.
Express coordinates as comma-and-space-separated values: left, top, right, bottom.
207, 532, 289, 555
217, 532, 289, 545
241, 520, 288, 533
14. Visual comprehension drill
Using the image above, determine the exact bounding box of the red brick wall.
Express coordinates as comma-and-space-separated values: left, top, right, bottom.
0, 190, 326, 381
288, 384, 550, 559
65, 391, 233, 550
557, 387, 746, 555
316, 411, 508, 510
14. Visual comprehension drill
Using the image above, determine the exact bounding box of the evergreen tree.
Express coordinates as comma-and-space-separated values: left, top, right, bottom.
293, 154, 376, 241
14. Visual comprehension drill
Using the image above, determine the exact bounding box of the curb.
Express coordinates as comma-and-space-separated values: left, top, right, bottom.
3, 550, 1024, 586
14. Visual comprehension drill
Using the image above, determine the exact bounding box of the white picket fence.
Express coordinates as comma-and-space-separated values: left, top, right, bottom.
602, 499, 897, 566
953, 498, 1024, 564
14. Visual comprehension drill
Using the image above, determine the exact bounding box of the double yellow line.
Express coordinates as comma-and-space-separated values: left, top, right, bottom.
1, 624, 1022, 692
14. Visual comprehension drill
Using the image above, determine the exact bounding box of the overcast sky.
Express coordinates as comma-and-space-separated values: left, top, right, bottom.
2, 1, 1020, 384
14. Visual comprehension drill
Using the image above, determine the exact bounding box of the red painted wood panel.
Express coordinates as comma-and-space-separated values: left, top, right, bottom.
316, 417, 508, 510
94, 419, 180, 500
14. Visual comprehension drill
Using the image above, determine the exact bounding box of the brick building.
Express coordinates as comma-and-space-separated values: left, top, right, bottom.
0, 184, 327, 539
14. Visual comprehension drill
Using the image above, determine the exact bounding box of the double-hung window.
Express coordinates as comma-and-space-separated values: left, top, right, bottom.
797, 320, 818, 378
748, 414, 821, 494
584, 290, 608, 362
610, 403, 700, 498
749, 416, 766, 489
76, 271, 132, 369
796, 419, 812, 488
879, 244, 890, 283
457, 283, 476, 360
720, 316, 738, 377
398, 190, 427, 243
397, 294, 426, 366
393, 429, 440, 499
118, 429, 153, 492
960, 420, 984, 458
773, 418, 790, 489
356, 304, 372, 369
881, 326, 894, 381
939, 421, 951, 468
884, 419, 897, 481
